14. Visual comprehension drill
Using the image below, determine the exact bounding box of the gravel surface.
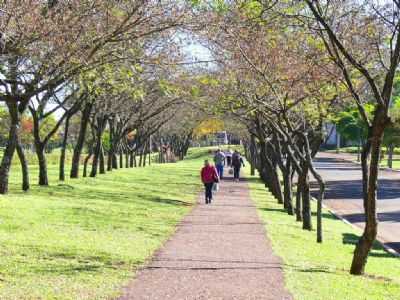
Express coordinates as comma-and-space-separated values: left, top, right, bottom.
118, 176, 292, 300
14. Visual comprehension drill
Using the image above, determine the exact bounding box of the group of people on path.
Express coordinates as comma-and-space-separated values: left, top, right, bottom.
200, 149, 245, 204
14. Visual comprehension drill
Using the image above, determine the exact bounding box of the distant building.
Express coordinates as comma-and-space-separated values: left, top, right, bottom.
324, 123, 338, 147
215, 131, 228, 145
190, 131, 241, 147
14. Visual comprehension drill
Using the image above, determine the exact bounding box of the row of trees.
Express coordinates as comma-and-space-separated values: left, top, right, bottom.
336, 100, 400, 168
2, 0, 400, 279
189, 0, 400, 276
0, 1, 211, 193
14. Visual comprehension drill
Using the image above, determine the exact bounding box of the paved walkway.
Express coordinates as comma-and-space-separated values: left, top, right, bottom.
314, 152, 400, 253
119, 176, 292, 300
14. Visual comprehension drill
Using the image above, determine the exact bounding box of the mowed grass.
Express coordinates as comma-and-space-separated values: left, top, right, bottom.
247, 174, 400, 300
379, 158, 400, 169
324, 148, 400, 170
0, 148, 210, 299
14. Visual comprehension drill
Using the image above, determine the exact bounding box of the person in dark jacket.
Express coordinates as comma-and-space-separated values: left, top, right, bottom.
201, 160, 219, 204
231, 151, 245, 182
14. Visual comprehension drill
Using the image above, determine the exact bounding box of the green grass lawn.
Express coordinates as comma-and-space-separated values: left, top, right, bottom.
328, 146, 400, 155
0, 148, 211, 299
247, 174, 400, 300
324, 147, 400, 170
379, 158, 400, 169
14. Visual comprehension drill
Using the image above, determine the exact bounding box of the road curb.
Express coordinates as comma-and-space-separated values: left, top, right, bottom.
318, 152, 400, 256
315, 198, 400, 257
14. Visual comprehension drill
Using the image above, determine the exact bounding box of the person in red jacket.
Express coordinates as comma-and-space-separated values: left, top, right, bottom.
201, 160, 219, 204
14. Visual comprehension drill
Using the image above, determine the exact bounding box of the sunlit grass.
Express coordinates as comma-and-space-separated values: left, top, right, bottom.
0, 147, 210, 299
247, 172, 400, 300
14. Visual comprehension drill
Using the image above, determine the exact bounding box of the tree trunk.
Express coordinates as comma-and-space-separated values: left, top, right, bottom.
107, 150, 113, 171
112, 151, 118, 169
316, 176, 325, 243
350, 118, 386, 275
148, 150, 151, 165
143, 143, 148, 167
303, 134, 326, 243
30, 107, 49, 186
258, 141, 284, 204
299, 163, 312, 230
125, 151, 129, 168
283, 159, 294, 215
139, 148, 143, 167
35, 144, 48, 186
83, 152, 92, 178
336, 132, 341, 153
119, 150, 123, 169
269, 161, 284, 204
388, 143, 394, 169
59, 114, 71, 181
99, 146, 106, 174
295, 176, 303, 222
90, 133, 102, 178
129, 151, 134, 168
107, 119, 114, 171
148, 136, 152, 166
0, 101, 19, 194
70, 102, 92, 178
357, 137, 361, 162
159, 147, 163, 163
16, 141, 29, 191
250, 135, 256, 176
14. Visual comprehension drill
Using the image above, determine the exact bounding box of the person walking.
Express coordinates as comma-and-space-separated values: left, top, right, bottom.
201, 160, 219, 204
213, 149, 226, 179
225, 149, 233, 167
232, 150, 245, 182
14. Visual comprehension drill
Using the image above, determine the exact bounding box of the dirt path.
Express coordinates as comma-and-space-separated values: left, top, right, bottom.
118, 176, 292, 300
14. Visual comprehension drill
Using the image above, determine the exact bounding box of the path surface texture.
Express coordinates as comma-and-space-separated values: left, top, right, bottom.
119, 176, 292, 300
314, 152, 400, 253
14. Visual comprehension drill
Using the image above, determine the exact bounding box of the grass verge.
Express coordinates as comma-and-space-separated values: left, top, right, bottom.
322, 149, 400, 170
0, 148, 210, 299
247, 175, 400, 300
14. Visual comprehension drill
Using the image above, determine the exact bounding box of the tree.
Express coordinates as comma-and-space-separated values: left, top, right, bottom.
0, 106, 30, 190
335, 105, 372, 161
0, 106, 8, 146
29, 88, 82, 185
200, 3, 340, 242
302, 0, 400, 275
384, 100, 400, 168
0, 0, 191, 193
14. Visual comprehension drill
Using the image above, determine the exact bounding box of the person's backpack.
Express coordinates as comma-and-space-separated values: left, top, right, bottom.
232, 153, 240, 166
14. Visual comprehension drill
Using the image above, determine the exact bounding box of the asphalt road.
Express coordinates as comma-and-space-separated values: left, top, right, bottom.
313, 152, 400, 253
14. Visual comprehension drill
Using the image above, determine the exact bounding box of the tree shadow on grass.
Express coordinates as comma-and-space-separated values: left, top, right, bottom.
342, 233, 397, 258
56, 184, 75, 189
242, 177, 263, 184
64, 205, 181, 229
311, 211, 339, 221
260, 207, 287, 213
142, 195, 193, 206
185, 150, 211, 160
37, 184, 193, 207
13, 245, 132, 276
33, 263, 103, 275
296, 267, 333, 274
